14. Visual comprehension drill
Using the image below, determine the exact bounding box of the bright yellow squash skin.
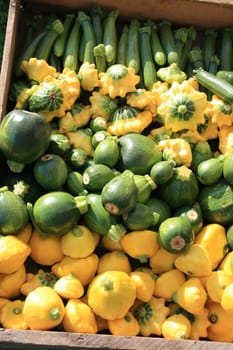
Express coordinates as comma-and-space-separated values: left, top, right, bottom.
23, 286, 65, 330
0, 299, 28, 330
63, 298, 98, 334
0, 235, 31, 274
0, 264, 26, 299
108, 311, 140, 336
162, 314, 192, 339
87, 270, 136, 320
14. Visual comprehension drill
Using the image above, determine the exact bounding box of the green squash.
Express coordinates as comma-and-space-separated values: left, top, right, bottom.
0, 110, 51, 172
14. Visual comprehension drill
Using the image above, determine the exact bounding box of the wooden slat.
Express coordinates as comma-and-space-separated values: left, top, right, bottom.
1, 329, 233, 350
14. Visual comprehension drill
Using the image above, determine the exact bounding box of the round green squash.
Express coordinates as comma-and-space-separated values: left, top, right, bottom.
0, 186, 29, 234
198, 179, 233, 226
0, 110, 51, 172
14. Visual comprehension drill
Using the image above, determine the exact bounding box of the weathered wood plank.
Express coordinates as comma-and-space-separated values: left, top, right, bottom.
0, 329, 233, 350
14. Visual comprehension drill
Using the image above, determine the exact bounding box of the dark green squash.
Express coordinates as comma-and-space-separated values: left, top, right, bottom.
0, 110, 51, 172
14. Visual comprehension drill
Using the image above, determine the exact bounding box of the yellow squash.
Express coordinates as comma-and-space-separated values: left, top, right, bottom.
87, 270, 136, 320
108, 311, 140, 336
23, 286, 65, 330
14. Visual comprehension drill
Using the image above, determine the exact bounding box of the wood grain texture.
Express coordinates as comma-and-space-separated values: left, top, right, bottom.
1, 329, 233, 350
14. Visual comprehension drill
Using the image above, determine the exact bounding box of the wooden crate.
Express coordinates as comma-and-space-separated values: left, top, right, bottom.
0, 1, 233, 349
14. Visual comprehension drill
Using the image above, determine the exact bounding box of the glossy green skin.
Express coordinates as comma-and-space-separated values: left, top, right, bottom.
198, 180, 233, 226
94, 137, 120, 167
83, 193, 120, 235
197, 158, 223, 185
0, 187, 29, 234
34, 154, 68, 191
123, 202, 159, 231
157, 167, 199, 211
119, 133, 162, 175
83, 163, 115, 192
0, 110, 51, 164
32, 191, 80, 235
223, 151, 233, 185
101, 170, 138, 216
158, 216, 194, 254
174, 202, 203, 235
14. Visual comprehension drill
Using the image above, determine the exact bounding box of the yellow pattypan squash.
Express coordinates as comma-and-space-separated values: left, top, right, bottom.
107, 108, 152, 136
120, 230, 160, 263
51, 253, 99, 286
219, 251, 233, 274
63, 298, 98, 334
23, 286, 65, 330
149, 247, 178, 275
0, 297, 10, 311
101, 235, 123, 251
220, 282, 233, 314
89, 91, 118, 121
53, 273, 84, 299
157, 79, 207, 132
29, 228, 64, 266
208, 94, 233, 128
20, 269, 58, 296
70, 103, 92, 129
161, 313, 191, 339
132, 296, 170, 336
87, 270, 136, 320
0, 300, 28, 330
218, 125, 233, 155
153, 269, 186, 301
99, 64, 140, 98
16, 223, 32, 244
108, 311, 140, 336
0, 235, 31, 274
97, 250, 132, 274
189, 307, 211, 340
61, 225, 96, 259
21, 57, 57, 82
195, 223, 229, 270
207, 298, 233, 342
0, 264, 26, 299
129, 270, 155, 302
126, 89, 152, 110
158, 137, 192, 167
174, 243, 212, 277
205, 270, 233, 303
66, 128, 94, 156
78, 62, 99, 91
173, 277, 207, 315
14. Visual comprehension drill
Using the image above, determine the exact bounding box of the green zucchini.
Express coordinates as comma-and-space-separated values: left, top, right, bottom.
193, 67, 233, 104
103, 9, 119, 65
94, 44, 107, 73
223, 151, 233, 185
150, 160, 174, 185
219, 27, 233, 71
63, 15, 80, 71
35, 19, 64, 60
133, 174, 156, 203
117, 24, 129, 66
53, 14, 75, 57
90, 4, 106, 45
65, 171, 87, 196
126, 19, 140, 74
83, 193, 126, 241
101, 170, 138, 216
179, 26, 196, 71
78, 11, 96, 63
139, 25, 157, 91
201, 28, 217, 71
158, 20, 179, 66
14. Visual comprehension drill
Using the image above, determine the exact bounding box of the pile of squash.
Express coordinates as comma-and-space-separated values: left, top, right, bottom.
0, 3, 233, 343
